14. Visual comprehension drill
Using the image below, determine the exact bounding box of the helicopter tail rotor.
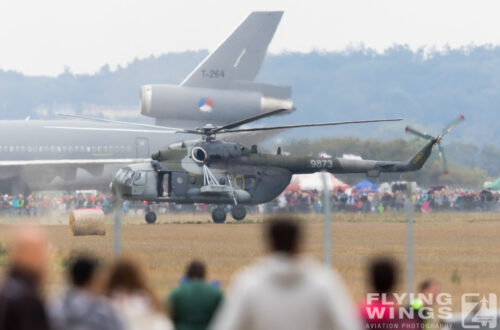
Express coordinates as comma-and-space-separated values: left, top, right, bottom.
405, 114, 464, 175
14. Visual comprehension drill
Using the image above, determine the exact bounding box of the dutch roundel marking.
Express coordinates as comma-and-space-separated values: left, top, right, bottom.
198, 97, 213, 113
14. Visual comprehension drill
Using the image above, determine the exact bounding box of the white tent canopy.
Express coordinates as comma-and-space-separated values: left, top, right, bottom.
289, 173, 349, 191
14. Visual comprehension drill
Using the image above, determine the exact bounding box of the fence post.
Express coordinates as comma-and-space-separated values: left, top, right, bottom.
113, 206, 122, 257
322, 171, 332, 267
405, 182, 415, 295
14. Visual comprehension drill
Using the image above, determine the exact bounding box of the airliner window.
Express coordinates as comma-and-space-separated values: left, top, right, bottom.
133, 171, 147, 185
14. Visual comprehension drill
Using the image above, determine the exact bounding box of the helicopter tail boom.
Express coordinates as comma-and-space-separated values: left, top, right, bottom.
268, 136, 438, 177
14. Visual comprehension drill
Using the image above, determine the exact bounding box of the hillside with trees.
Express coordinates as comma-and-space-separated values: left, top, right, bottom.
1, 46, 500, 184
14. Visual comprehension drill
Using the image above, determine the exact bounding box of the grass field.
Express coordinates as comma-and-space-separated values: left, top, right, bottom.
0, 211, 499, 311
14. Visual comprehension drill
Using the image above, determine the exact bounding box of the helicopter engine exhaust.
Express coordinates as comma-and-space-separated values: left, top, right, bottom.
191, 147, 208, 163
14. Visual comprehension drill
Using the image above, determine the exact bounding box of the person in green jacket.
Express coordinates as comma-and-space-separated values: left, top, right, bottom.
167, 260, 223, 330
409, 279, 441, 329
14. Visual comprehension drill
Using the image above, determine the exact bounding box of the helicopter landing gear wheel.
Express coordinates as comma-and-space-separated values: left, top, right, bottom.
145, 211, 157, 224
212, 207, 227, 224
231, 205, 247, 221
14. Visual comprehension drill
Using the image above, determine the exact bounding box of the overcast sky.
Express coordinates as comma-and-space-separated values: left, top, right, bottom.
1, 0, 500, 76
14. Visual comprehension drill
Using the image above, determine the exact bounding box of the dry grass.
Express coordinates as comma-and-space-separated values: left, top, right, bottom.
0, 212, 499, 311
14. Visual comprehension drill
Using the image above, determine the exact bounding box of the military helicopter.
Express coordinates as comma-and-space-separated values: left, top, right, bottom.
62, 110, 463, 223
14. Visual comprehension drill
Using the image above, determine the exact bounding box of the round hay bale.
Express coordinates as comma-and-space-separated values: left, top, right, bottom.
70, 209, 105, 236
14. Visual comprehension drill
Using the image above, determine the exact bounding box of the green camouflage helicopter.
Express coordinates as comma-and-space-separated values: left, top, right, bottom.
65, 110, 464, 223
111, 111, 465, 223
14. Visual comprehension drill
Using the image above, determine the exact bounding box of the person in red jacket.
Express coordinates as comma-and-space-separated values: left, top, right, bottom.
359, 257, 419, 329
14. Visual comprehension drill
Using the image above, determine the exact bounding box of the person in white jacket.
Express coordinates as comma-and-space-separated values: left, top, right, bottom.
210, 217, 362, 330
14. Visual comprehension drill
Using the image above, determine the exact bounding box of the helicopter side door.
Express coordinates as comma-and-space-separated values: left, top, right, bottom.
171, 172, 188, 197
156, 172, 171, 197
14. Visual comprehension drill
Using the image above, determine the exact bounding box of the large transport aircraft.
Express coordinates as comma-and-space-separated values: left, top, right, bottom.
0, 11, 294, 194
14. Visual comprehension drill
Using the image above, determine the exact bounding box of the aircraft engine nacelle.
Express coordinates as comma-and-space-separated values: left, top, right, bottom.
140, 84, 294, 125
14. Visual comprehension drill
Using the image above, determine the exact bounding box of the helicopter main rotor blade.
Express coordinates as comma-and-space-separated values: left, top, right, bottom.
441, 114, 465, 137
213, 108, 290, 132
58, 113, 188, 132
217, 118, 402, 134
438, 144, 449, 174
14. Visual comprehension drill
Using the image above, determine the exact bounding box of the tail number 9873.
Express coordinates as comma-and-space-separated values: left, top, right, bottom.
310, 159, 334, 168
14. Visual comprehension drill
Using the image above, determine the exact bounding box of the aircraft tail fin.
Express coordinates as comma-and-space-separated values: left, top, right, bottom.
181, 11, 283, 88
405, 139, 437, 171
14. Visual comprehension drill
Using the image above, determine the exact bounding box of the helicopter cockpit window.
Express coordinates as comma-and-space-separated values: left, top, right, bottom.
115, 169, 128, 182
123, 170, 135, 185
133, 171, 147, 186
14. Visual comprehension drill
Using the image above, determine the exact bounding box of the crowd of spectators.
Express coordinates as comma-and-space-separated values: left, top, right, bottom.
268, 187, 500, 214
0, 186, 499, 217
0, 219, 456, 330
0, 192, 113, 216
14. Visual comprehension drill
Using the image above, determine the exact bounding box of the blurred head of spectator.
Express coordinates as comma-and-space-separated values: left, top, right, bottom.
106, 258, 172, 329
9, 225, 50, 281
267, 216, 302, 255
68, 254, 100, 291
414, 279, 440, 308
186, 259, 206, 280
369, 257, 397, 295
106, 258, 157, 305
0, 225, 51, 330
